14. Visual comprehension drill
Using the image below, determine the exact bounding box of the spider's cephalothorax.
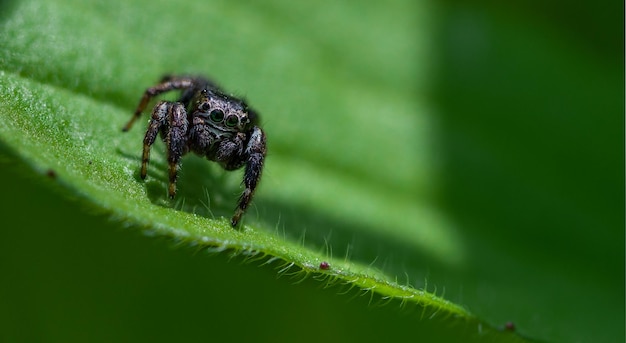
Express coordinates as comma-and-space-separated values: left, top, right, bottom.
122, 75, 267, 227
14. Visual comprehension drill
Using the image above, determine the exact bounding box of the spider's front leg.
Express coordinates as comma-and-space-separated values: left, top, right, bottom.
231, 126, 267, 227
141, 101, 189, 199
122, 75, 197, 132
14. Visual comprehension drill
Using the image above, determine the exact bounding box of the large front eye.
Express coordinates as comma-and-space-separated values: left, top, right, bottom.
209, 109, 224, 122
225, 115, 239, 127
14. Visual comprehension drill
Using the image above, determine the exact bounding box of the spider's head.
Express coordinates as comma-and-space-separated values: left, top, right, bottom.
194, 89, 258, 133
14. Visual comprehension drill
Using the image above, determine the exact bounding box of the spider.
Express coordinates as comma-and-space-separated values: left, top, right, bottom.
122, 75, 267, 227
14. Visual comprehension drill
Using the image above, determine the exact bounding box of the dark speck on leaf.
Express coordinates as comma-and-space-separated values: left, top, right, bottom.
45, 169, 57, 179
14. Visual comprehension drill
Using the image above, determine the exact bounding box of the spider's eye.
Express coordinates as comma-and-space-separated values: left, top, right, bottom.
225, 115, 239, 127
199, 102, 210, 111
209, 109, 224, 122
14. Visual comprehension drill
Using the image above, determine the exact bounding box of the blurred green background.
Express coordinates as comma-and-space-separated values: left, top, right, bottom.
432, 3, 623, 342
0, 1, 623, 342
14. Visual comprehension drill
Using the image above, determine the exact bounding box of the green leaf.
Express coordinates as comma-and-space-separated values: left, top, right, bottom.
0, 1, 622, 342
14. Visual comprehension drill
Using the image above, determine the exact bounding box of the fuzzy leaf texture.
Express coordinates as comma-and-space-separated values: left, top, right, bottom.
0, 1, 623, 343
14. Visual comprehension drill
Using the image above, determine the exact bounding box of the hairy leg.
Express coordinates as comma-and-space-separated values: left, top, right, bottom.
123, 76, 196, 132
141, 101, 169, 179
232, 126, 266, 227
164, 102, 189, 198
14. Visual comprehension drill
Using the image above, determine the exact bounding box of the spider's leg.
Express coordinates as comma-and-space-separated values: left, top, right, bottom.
123, 76, 196, 132
218, 133, 246, 170
164, 102, 189, 199
231, 126, 266, 227
141, 101, 169, 179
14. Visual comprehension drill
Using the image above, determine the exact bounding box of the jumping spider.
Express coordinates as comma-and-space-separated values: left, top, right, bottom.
122, 75, 266, 227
